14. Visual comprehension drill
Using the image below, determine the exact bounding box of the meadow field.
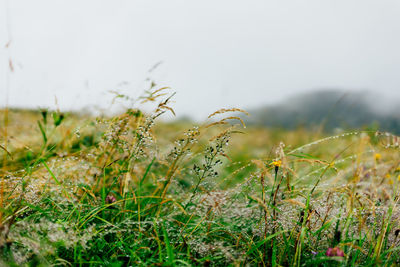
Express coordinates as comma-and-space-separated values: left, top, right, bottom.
0, 89, 400, 266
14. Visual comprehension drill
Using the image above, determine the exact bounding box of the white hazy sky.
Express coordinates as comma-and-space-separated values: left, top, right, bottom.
1, 0, 400, 119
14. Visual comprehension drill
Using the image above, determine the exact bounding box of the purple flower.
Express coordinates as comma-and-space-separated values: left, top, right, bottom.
326, 247, 344, 257
105, 195, 116, 204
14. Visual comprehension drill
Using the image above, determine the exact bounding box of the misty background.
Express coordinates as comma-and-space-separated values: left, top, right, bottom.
1, 0, 400, 131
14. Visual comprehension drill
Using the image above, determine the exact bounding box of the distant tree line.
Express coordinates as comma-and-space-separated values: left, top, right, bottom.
246, 90, 400, 134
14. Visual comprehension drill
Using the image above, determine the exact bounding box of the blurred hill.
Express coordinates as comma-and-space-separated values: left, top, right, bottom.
246, 90, 400, 134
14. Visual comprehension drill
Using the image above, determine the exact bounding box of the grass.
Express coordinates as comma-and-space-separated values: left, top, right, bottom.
0, 88, 400, 266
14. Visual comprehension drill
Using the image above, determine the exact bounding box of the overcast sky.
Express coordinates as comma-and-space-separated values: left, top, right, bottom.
1, 0, 400, 119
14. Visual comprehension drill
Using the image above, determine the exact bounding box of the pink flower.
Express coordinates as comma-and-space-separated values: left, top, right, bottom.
326, 247, 344, 257
106, 195, 116, 204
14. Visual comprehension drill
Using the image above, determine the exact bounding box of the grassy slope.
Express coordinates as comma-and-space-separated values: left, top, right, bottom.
0, 95, 400, 266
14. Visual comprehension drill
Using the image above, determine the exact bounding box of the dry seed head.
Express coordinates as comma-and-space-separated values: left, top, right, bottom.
206, 121, 229, 129
140, 86, 171, 103
220, 116, 246, 128
207, 108, 249, 119
281, 199, 306, 209
209, 126, 235, 141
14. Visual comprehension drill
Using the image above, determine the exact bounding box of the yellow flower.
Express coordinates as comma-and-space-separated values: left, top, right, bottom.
271, 160, 282, 168
398, 175, 400, 182
385, 173, 391, 179
388, 178, 394, 185
374, 153, 382, 161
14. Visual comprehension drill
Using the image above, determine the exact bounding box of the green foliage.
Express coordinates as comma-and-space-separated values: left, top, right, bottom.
0, 91, 400, 266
